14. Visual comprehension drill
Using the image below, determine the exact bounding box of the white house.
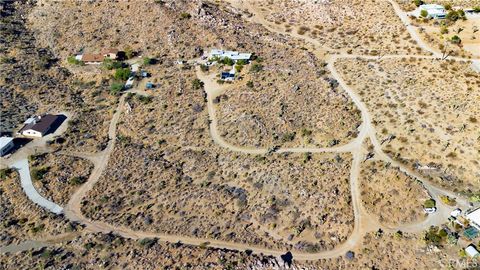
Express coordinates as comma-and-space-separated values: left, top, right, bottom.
465, 245, 480, 258
466, 208, 480, 230
209, 49, 252, 62
419, 4, 447, 19
0, 137, 14, 156
19, 114, 59, 138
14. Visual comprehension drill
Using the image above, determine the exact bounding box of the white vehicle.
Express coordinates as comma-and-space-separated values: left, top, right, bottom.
424, 207, 437, 214
450, 208, 462, 218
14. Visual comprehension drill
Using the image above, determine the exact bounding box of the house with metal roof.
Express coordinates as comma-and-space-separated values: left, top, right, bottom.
0, 137, 14, 156
209, 49, 252, 62
19, 114, 60, 138
419, 4, 447, 19
466, 207, 480, 231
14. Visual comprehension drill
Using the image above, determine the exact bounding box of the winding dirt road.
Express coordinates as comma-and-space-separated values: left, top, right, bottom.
3, 0, 479, 261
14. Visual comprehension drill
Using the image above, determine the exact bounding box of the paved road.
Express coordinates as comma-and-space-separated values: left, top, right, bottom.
11, 159, 63, 215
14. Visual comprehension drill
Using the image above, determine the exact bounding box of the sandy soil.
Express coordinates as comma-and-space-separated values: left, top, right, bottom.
336, 57, 480, 195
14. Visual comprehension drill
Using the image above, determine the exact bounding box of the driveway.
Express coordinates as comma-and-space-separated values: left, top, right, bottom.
11, 158, 63, 215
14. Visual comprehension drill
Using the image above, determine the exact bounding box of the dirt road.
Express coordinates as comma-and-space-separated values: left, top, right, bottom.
3, 0, 477, 262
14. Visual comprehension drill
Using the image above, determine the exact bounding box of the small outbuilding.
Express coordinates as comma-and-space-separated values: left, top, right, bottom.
465, 245, 480, 258
0, 137, 14, 156
101, 48, 119, 60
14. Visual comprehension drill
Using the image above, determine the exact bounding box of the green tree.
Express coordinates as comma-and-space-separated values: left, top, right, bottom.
143, 57, 152, 65
67, 56, 83, 65
424, 199, 436, 208
420, 9, 429, 18
124, 47, 134, 59
235, 64, 243, 73
200, 64, 209, 72
192, 79, 204, 90
220, 57, 235, 66
103, 58, 122, 70
110, 82, 123, 95
114, 68, 131, 81
413, 0, 424, 7
451, 35, 461, 44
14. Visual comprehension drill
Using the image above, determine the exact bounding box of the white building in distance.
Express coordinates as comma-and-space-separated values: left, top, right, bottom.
209, 49, 252, 62
419, 4, 447, 19
466, 208, 480, 230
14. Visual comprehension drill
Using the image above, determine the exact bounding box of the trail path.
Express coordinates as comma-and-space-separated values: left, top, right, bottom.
3, 0, 479, 261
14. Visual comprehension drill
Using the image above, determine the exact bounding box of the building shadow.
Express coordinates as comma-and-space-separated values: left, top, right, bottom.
44, 114, 67, 136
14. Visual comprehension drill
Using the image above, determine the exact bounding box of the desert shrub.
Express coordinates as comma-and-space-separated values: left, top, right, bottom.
200, 64, 209, 72
103, 58, 122, 70
250, 62, 263, 73
219, 57, 234, 66
0, 168, 13, 180
424, 199, 436, 208
413, 0, 424, 7
447, 10, 466, 21
301, 128, 312, 137
180, 12, 191, 19
110, 82, 123, 95
450, 35, 461, 44
236, 59, 249, 65
192, 79, 204, 89
31, 166, 49, 181
138, 238, 157, 248
124, 47, 134, 59
440, 195, 456, 206
420, 10, 428, 18
137, 95, 152, 104
67, 56, 84, 65
297, 26, 310, 35
424, 226, 443, 245
246, 81, 254, 88
143, 57, 152, 65
235, 64, 243, 73
69, 177, 86, 185
281, 132, 296, 143
114, 68, 131, 81
440, 26, 448, 34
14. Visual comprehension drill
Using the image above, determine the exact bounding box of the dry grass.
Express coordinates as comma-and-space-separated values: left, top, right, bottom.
336, 57, 480, 195
215, 48, 361, 148
360, 160, 428, 226
30, 153, 93, 206
0, 169, 79, 246
252, 0, 426, 54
